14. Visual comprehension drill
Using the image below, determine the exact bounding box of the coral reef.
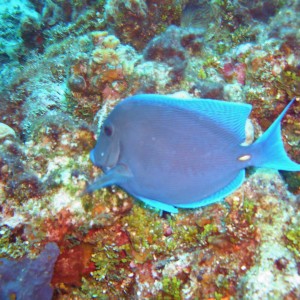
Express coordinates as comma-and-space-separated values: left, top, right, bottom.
0, 0, 41, 63
105, 0, 185, 50
67, 30, 140, 121
0, 0, 299, 299
143, 25, 204, 83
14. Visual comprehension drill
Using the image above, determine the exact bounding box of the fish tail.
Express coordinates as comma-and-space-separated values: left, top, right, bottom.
250, 97, 300, 171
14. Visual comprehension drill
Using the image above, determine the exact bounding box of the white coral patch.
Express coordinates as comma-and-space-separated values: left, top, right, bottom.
52, 189, 84, 214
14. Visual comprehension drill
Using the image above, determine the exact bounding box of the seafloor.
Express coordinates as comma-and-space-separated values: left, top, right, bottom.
0, 0, 300, 299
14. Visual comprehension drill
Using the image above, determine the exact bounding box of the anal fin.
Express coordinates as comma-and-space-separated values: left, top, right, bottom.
176, 170, 245, 209
135, 196, 179, 213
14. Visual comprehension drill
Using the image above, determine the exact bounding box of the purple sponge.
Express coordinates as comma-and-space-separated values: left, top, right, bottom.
0, 243, 59, 300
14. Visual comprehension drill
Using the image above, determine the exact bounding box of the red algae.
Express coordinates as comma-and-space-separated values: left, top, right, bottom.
44, 209, 76, 245
52, 243, 94, 287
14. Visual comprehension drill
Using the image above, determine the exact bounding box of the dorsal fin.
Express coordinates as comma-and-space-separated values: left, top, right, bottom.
126, 94, 252, 142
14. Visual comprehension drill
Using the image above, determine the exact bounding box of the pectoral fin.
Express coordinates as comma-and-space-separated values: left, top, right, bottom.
83, 164, 132, 194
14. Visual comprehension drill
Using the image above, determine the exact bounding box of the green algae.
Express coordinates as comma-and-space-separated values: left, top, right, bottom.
197, 68, 207, 80
212, 0, 236, 30
214, 291, 224, 300
75, 277, 110, 299
81, 188, 114, 219
216, 274, 230, 291
0, 226, 30, 259
216, 41, 229, 55
158, 276, 182, 300
160, 2, 182, 25
81, 192, 95, 212
278, 69, 300, 97
166, 215, 219, 252
167, 224, 200, 251
91, 244, 130, 282
196, 55, 220, 81
200, 223, 219, 239
202, 56, 220, 69
231, 25, 253, 46
285, 226, 300, 258
76, 228, 133, 298
242, 198, 256, 224
123, 205, 164, 254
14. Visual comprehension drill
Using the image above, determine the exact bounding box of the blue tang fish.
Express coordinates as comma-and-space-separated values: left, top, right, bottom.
87, 94, 300, 213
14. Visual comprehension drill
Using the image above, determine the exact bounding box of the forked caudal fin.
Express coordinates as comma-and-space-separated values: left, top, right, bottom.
250, 97, 300, 171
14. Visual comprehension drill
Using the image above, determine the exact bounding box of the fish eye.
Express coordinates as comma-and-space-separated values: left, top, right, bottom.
104, 125, 113, 136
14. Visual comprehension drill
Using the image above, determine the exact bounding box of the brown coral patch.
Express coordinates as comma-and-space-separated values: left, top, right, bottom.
44, 209, 76, 245
52, 243, 95, 287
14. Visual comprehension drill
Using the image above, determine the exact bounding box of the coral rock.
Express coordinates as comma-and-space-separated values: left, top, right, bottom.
0, 123, 16, 140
